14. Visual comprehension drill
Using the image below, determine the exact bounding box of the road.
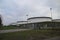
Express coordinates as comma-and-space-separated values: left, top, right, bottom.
0, 29, 31, 33
45, 37, 60, 40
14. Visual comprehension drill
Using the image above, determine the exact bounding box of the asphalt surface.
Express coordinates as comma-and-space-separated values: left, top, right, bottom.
45, 37, 60, 40
0, 29, 31, 33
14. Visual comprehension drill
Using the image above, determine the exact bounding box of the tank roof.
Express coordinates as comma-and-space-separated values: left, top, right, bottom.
17, 21, 27, 23
28, 17, 52, 20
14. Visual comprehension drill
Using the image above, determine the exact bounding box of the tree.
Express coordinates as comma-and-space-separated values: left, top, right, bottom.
0, 15, 3, 27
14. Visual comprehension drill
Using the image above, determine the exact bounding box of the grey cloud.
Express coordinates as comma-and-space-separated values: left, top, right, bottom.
0, 0, 60, 25
46, 0, 60, 19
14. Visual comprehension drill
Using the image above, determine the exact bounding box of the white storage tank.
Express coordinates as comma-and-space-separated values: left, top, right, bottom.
16, 21, 27, 24
27, 17, 52, 23
53, 19, 60, 22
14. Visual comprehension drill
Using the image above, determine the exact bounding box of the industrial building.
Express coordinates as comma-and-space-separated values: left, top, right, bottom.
11, 17, 60, 29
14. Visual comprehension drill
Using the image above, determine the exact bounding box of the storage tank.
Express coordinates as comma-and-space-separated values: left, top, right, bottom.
16, 21, 27, 24
53, 19, 60, 22
27, 17, 52, 23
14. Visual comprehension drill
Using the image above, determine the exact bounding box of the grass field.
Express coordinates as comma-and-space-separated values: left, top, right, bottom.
0, 30, 60, 40
0, 26, 19, 30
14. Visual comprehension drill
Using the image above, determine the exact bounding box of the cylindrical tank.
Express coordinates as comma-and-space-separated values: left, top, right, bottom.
27, 17, 52, 23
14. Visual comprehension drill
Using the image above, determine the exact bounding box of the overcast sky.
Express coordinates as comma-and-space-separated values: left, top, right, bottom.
0, 0, 60, 25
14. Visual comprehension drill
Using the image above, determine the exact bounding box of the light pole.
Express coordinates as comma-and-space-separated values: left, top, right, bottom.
50, 8, 53, 29
26, 14, 28, 28
50, 8, 52, 20
26, 14, 28, 20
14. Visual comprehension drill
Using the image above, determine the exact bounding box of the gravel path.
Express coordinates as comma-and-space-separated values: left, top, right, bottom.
0, 29, 31, 33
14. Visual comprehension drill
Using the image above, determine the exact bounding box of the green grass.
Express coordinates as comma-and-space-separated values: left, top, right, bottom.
0, 26, 19, 30
0, 30, 60, 40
